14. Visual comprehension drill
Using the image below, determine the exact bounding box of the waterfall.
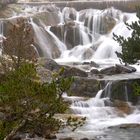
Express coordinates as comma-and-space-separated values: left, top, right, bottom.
30, 19, 52, 58
44, 26, 67, 53
13, 5, 137, 64
70, 88, 140, 132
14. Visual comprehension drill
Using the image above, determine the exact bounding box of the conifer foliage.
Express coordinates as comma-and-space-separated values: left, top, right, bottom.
113, 9, 140, 65
0, 19, 74, 139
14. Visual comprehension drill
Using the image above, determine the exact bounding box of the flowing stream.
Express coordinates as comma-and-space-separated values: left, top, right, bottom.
1, 2, 140, 139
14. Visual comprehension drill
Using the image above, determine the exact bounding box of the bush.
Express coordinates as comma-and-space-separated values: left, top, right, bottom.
0, 62, 73, 139
0, 19, 75, 139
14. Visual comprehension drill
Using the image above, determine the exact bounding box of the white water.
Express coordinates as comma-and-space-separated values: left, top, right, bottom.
44, 26, 67, 53
70, 90, 140, 132
30, 18, 52, 58
1, 4, 140, 138
8, 5, 137, 66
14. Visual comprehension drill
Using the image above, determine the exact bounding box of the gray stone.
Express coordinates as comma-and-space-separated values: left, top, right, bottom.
100, 66, 116, 75
39, 58, 61, 71
69, 76, 99, 97
63, 67, 88, 77
115, 64, 136, 73
90, 69, 99, 74
59, 137, 74, 140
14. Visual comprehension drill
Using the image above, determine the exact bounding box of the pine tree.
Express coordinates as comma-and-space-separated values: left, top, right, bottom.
113, 8, 140, 65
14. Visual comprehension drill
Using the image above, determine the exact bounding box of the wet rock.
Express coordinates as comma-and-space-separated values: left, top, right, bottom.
45, 134, 57, 139
119, 123, 140, 129
90, 69, 99, 74
80, 138, 89, 140
59, 137, 74, 140
33, 11, 60, 26
100, 65, 136, 75
101, 79, 140, 105
82, 61, 99, 68
39, 58, 61, 71
70, 76, 99, 97
115, 64, 136, 74
50, 23, 82, 50
109, 123, 140, 129
82, 48, 94, 60
90, 61, 100, 68
63, 67, 88, 77
63, 7, 77, 23
113, 100, 132, 114
100, 66, 116, 75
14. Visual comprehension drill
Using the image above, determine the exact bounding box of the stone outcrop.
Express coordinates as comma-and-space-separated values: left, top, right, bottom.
91, 64, 136, 75
69, 77, 99, 97
101, 79, 140, 105
50, 22, 83, 50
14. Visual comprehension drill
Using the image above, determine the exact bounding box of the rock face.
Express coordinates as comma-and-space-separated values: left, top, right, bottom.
101, 79, 140, 105
69, 77, 99, 97
99, 64, 136, 75
63, 67, 88, 77
50, 22, 83, 50
113, 100, 132, 114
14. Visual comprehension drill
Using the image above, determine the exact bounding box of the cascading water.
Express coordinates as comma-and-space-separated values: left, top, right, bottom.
69, 86, 140, 139
15, 5, 137, 64
1, 3, 140, 139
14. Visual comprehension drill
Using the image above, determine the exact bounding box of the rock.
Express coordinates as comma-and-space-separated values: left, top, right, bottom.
90, 69, 99, 74
113, 100, 132, 114
39, 58, 61, 71
119, 123, 140, 129
45, 134, 57, 139
33, 11, 60, 26
63, 7, 77, 23
80, 138, 89, 140
59, 137, 74, 140
101, 79, 140, 105
115, 64, 136, 74
50, 23, 82, 50
100, 66, 116, 75
109, 123, 140, 129
63, 67, 88, 77
82, 48, 94, 60
90, 61, 100, 68
100, 65, 136, 75
84, 13, 116, 34
69, 76, 100, 97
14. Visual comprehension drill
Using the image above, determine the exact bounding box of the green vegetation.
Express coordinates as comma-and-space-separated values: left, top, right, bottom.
0, 19, 77, 139
113, 8, 140, 65
0, 63, 73, 139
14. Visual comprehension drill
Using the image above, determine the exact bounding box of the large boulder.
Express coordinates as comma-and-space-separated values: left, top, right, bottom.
69, 76, 99, 97
63, 67, 88, 77
100, 64, 136, 75
33, 11, 60, 26
38, 58, 61, 71
50, 22, 87, 49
